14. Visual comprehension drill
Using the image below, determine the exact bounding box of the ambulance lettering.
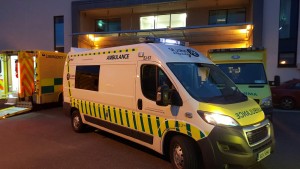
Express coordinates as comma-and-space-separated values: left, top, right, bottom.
235, 107, 262, 119
168, 48, 199, 57
106, 54, 129, 60
243, 92, 258, 96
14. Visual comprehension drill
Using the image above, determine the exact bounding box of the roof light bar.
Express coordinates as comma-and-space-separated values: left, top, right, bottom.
139, 37, 185, 46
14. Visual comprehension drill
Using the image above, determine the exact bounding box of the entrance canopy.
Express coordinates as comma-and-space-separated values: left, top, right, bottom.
73, 23, 253, 49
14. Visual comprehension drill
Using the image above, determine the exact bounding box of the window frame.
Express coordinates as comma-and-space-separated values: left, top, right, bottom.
140, 13, 186, 30
75, 65, 100, 91
278, 52, 297, 67
208, 8, 246, 25
54, 16, 64, 52
140, 64, 173, 101
95, 18, 121, 32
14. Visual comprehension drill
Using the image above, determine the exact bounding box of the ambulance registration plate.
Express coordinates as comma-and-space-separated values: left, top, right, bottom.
257, 147, 271, 162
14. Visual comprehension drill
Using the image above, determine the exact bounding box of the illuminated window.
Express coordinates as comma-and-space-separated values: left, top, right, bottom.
140, 16, 155, 29
171, 13, 187, 28
209, 9, 245, 25
156, 14, 170, 29
95, 18, 121, 32
278, 53, 296, 67
140, 13, 186, 30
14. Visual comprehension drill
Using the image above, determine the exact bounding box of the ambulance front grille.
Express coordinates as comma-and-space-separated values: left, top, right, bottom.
245, 125, 269, 146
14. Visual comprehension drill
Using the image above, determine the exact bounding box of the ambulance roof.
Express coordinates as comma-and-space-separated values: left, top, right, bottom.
68, 42, 212, 65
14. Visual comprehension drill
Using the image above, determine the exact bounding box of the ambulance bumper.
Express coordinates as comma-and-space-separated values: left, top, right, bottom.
198, 119, 275, 169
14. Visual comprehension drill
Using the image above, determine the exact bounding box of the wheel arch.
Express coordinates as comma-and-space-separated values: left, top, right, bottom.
162, 130, 203, 160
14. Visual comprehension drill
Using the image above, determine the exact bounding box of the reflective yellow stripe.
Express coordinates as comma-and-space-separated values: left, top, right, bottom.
190, 125, 201, 140
150, 116, 158, 137
72, 99, 206, 141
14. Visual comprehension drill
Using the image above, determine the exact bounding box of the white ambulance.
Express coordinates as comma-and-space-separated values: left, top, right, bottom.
63, 37, 275, 169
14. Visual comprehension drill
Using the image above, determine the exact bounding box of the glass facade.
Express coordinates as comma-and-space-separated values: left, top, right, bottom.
54, 16, 64, 52
209, 8, 246, 25
95, 18, 121, 32
278, 0, 299, 67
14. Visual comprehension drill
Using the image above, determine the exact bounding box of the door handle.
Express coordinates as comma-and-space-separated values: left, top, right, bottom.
138, 99, 143, 110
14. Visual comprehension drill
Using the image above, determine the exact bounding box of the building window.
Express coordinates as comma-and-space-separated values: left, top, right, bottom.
140, 13, 186, 30
75, 65, 100, 91
95, 18, 121, 32
279, 0, 292, 39
54, 16, 64, 52
278, 52, 297, 67
278, 0, 299, 67
209, 8, 246, 25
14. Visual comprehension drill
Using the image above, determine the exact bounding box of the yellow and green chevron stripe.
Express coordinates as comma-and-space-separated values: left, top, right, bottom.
71, 98, 206, 141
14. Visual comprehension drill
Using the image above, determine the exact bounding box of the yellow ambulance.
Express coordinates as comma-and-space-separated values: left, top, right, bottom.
63, 38, 275, 169
0, 50, 66, 118
208, 48, 273, 120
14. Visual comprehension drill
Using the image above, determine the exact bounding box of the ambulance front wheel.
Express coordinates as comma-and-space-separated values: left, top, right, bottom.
71, 110, 86, 133
170, 135, 202, 169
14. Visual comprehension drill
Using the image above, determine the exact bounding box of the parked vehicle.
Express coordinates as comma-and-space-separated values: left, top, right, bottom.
208, 47, 273, 119
63, 37, 275, 169
0, 50, 66, 117
271, 79, 300, 110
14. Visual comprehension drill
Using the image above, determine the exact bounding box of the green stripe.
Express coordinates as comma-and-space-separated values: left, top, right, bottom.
119, 109, 124, 126
113, 108, 117, 124
54, 78, 63, 85
165, 120, 169, 129
108, 106, 112, 122
200, 131, 205, 138
103, 105, 106, 120
41, 86, 54, 94
86, 101, 91, 116
79, 100, 82, 114
147, 115, 153, 135
81, 101, 86, 114
156, 117, 162, 137
98, 105, 102, 119
186, 123, 192, 137
140, 113, 145, 132
93, 103, 97, 117
125, 110, 130, 128
175, 121, 180, 132
133, 112, 137, 130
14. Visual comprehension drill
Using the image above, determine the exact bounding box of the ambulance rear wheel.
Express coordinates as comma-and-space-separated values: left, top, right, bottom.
170, 135, 202, 169
71, 110, 86, 133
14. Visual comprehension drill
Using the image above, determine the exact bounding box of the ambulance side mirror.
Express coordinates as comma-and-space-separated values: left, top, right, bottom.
156, 85, 170, 106
156, 85, 183, 107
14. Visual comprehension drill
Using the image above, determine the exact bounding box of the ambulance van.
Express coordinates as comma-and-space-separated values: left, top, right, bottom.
63, 38, 275, 169
208, 48, 273, 120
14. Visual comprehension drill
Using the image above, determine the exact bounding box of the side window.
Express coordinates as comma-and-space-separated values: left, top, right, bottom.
141, 65, 172, 101
75, 65, 100, 91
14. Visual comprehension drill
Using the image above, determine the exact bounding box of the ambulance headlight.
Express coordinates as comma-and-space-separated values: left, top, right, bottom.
198, 111, 239, 126
261, 96, 272, 108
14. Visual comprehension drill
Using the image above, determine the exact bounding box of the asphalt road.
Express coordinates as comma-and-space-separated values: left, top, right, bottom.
0, 107, 299, 169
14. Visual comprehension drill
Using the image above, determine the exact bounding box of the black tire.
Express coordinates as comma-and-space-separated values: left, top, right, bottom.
58, 93, 63, 107
280, 97, 295, 110
71, 110, 86, 133
169, 135, 202, 169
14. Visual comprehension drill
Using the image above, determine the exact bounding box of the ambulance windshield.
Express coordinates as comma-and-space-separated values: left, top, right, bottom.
167, 63, 247, 104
